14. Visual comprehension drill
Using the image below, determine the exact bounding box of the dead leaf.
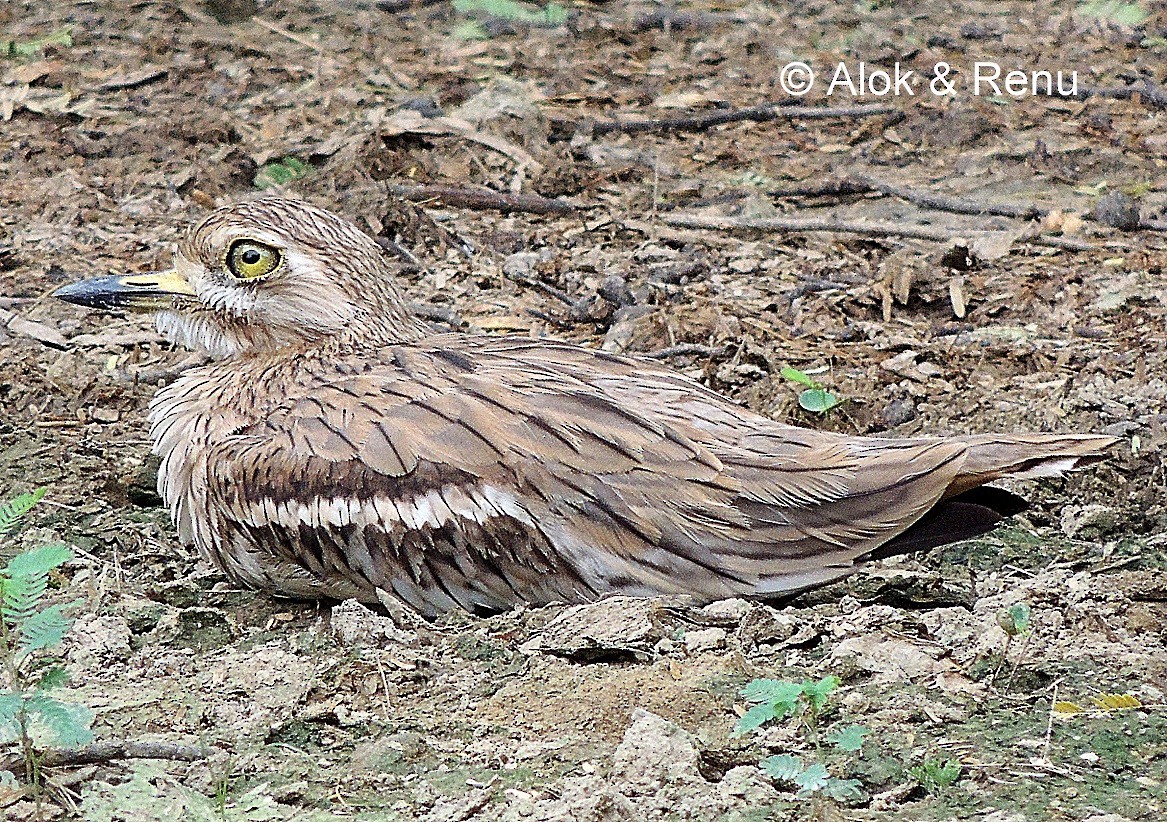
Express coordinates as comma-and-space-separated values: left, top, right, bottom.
949, 276, 966, 319
971, 229, 1023, 262
1, 308, 68, 348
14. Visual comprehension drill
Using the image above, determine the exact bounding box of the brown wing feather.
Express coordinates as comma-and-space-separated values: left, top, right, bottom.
193, 334, 1043, 610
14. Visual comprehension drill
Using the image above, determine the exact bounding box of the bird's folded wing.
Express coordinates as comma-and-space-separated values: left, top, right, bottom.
200, 340, 968, 600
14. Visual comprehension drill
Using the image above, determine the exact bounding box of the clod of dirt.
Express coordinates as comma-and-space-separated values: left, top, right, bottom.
611, 709, 705, 793
520, 596, 682, 662
151, 607, 237, 649
329, 598, 417, 647
1060, 503, 1119, 540
683, 627, 727, 654
65, 613, 132, 672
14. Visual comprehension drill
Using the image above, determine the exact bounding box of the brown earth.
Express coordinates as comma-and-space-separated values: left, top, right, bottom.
0, 0, 1165, 819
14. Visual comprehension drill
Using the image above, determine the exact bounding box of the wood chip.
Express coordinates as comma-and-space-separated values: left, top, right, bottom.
1, 307, 68, 348
949, 276, 967, 319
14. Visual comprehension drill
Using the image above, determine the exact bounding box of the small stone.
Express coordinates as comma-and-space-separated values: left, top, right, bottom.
701, 598, 750, 622
1060, 504, 1118, 540
330, 599, 415, 646
90, 406, 120, 423
683, 627, 727, 653
1093, 192, 1141, 230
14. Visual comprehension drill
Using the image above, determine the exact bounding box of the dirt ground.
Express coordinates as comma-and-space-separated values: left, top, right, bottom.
1, 0, 1166, 819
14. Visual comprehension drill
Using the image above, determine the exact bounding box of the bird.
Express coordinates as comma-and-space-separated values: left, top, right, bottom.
53, 196, 1117, 618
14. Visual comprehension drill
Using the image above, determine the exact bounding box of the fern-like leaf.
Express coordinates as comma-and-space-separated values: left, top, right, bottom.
37, 666, 70, 690
0, 692, 25, 744
6, 543, 72, 578
0, 488, 46, 537
24, 692, 94, 747
17, 603, 73, 656
1, 572, 48, 622
2, 545, 72, 622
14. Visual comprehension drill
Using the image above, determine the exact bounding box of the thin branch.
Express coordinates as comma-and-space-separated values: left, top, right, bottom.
1074, 80, 1167, 110
590, 103, 898, 137
660, 212, 1095, 252
2, 741, 208, 771
643, 343, 733, 359
409, 302, 463, 328
376, 0, 446, 11
382, 183, 575, 216
848, 174, 1044, 220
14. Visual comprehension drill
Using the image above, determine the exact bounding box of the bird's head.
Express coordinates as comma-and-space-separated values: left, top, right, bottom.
54, 197, 426, 358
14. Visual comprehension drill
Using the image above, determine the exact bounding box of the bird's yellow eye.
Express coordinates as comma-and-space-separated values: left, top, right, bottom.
226, 240, 281, 280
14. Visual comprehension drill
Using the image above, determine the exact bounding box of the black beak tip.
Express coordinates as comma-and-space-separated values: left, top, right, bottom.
52, 277, 127, 310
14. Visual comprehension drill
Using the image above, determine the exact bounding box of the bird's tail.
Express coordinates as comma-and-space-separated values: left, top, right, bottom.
944, 433, 1119, 500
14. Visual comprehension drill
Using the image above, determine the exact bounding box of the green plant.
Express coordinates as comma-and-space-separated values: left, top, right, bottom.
1078, 0, 1149, 26
780, 367, 840, 413
991, 601, 1033, 688
453, 0, 568, 26
2, 27, 73, 58
254, 156, 309, 190
908, 758, 962, 793
735, 675, 839, 739
0, 489, 93, 788
735, 676, 867, 802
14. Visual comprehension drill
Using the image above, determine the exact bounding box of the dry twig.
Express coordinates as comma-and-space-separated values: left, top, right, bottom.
848, 174, 1044, 219
383, 183, 575, 216
660, 213, 1094, 252
2, 740, 208, 771
644, 343, 732, 360
590, 103, 897, 137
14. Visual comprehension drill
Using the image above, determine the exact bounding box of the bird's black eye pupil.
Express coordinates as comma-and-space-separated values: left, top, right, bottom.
241, 249, 262, 265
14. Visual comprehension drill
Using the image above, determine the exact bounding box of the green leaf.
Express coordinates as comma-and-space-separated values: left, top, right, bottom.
7, 543, 72, 578
822, 777, 864, 801
453, 0, 568, 25
741, 678, 805, 705
1078, 0, 1149, 26
0, 488, 46, 536
780, 366, 818, 388
827, 724, 868, 752
1006, 602, 1031, 636
733, 702, 777, 735
0, 692, 24, 727
18, 603, 72, 655
1, 572, 48, 622
798, 388, 839, 413
254, 156, 309, 190
793, 762, 831, 795
761, 753, 804, 782
2, 28, 73, 59
909, 759, 962, 792
37, 666, 70, 690
800, 676, 840, 711
25, 693, 94, 747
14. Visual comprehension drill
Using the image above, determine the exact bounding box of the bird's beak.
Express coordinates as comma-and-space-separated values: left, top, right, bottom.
52, 270, 197, 311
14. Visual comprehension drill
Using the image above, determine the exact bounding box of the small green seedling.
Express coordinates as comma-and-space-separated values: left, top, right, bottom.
761, 755, 862, 801
453, 0, 568, 26
0, 489, 93, 789
1078, 0, 1149, 26
996, 602, 1031, 637
735, 675, 839, 736
254, 156, 309, 190
736, 676, 867, 803
2, 27, 73, 59
780, 366, 840, 413
908, 759, 962, 793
